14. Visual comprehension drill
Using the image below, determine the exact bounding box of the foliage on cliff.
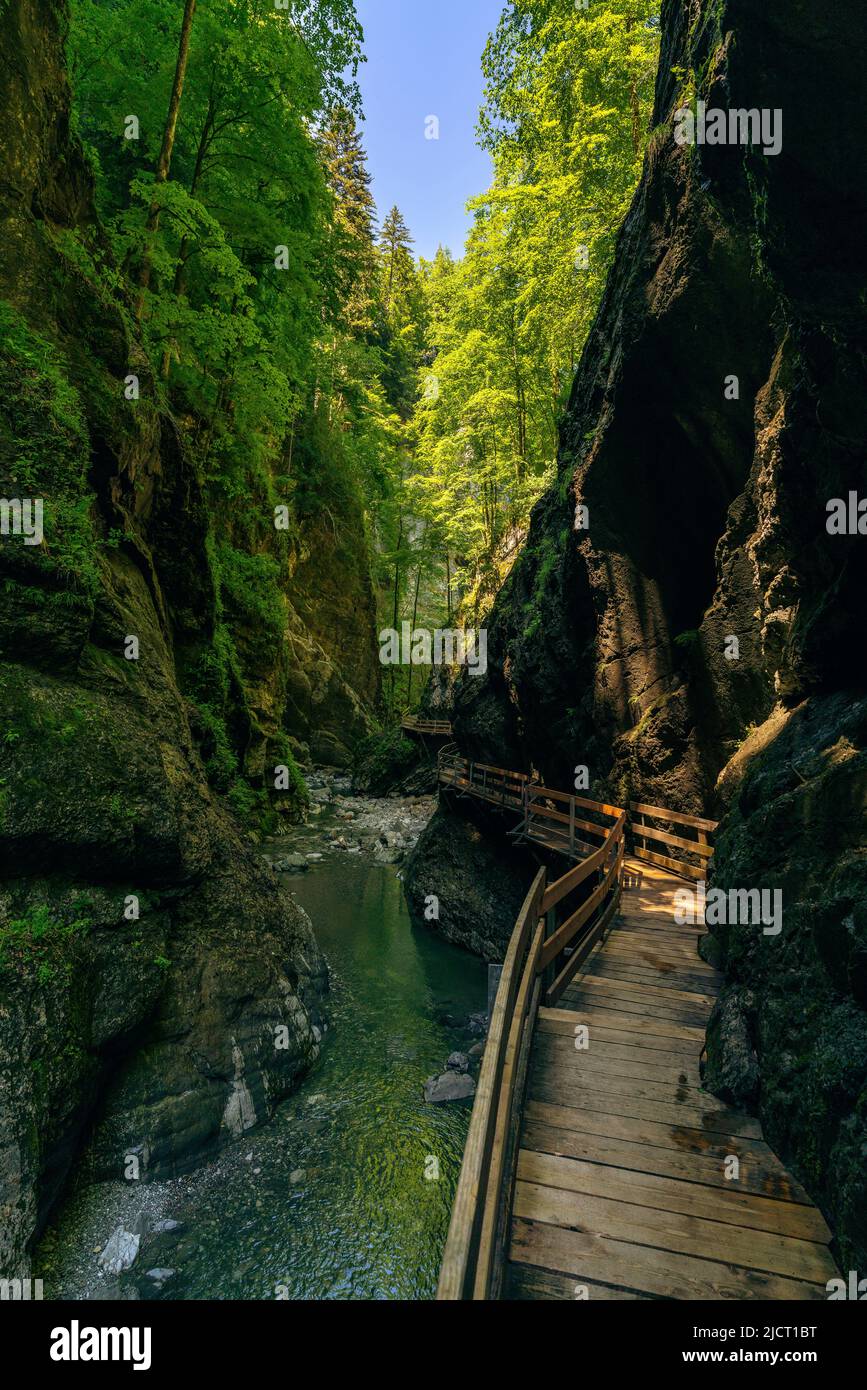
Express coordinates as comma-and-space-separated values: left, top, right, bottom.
61, 0, 393, 802
378, 0, 661, 718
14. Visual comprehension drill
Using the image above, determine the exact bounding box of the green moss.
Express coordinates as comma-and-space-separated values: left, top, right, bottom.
270, 733, 309, 807
625, 688, 678, 742
0, 301, 100, 598
214, 542, 285, 651
0, 905, 90, 976
353, 727, 419, 795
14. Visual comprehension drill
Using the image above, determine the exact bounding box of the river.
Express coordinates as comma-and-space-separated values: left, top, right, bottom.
36, 818, 487, 1301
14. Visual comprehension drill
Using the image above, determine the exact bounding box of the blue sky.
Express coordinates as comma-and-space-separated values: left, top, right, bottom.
354, 0, 505, 261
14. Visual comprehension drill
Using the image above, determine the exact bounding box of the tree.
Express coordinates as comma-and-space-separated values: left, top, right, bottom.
318, 106, 379, 336
377, 206, 426, 418
408, 0, 660, 619
134, 0, 197, 324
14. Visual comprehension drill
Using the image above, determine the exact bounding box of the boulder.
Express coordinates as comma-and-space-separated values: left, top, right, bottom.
423, 1072, 476, 1104
98, 1227, 140, 1276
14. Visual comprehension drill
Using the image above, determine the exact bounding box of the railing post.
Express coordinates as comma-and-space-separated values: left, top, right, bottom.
541, 869, 558, 999
569, 797, 576, 853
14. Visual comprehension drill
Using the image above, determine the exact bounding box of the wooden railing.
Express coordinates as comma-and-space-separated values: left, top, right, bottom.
437, 866, 547, 1302
538, 809, 626, 1007
519, 782, 624, 858
437, 764, 626, 1301
629, 800, 717, 881
438, 747, 529, 810
401, 714, 453, 736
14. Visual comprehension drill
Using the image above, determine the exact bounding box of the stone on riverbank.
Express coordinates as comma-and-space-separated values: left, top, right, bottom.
98, 1227, 140, 1276
423, 1072, 476, 1104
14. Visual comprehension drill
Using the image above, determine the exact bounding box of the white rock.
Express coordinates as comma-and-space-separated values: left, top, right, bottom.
98, 1227, 140, 1276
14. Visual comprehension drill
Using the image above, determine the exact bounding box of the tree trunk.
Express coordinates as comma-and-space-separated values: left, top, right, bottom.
160, 91, 214, 377
136, 0, 198, 326
406, 526, 427, 708
390, 515, 404, 716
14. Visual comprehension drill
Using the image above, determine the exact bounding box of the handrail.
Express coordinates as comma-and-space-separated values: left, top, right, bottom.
629, 800, 717, 881
437, 868, 546, 1301
436, 755, 628, 1300
437, 748, 528, 811
401, 714, 453, 735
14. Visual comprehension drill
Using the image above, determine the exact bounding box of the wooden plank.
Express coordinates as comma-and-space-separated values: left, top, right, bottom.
540, 877, 608, 970
538, 1010, 701, 1061
533, 785, 623, 819
616, 914, 708, 937
550, 1004, 707, 1044
596, 938, 708, 967
513, 1182, 837, 1283
533, 1035, 701, 1087
504, 1263, 653, 1300
530, 800, 607, 835
583, 936, 717, 967
581, 944, 709, 976
571, 973, 715, 1009
525, 1117, 816, 1206
516, 1149, 832, 1242
527, 1050, 705, 1106
509, 1218, 828, 1301
583, 961, 716, 995
521, 1113, 816, 1206
582, 962, 720, 994
529, 1075, 767, 1141
562, 987, 708, 1027
490, 974, 541, 1300
630, 801, 718, 832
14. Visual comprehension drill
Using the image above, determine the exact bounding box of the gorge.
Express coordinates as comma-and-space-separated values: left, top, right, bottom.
1, 0, 865, 1309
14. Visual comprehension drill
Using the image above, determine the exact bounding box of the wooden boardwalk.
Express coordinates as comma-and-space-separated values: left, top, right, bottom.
435, 750, 840, 1301
505, 859, 837, 1301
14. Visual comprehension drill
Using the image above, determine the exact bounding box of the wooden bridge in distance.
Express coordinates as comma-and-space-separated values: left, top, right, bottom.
400, 714, 453, 737
435, 749, 838, 1301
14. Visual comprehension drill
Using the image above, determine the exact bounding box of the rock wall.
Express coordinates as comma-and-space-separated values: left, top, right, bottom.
0, 0, 332, 1276
283, 512, 382, 768
447, 0, 867, 1267
404, 801, 538, 962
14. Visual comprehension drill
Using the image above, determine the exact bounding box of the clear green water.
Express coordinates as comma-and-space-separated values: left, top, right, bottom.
43, 859, 486, 1301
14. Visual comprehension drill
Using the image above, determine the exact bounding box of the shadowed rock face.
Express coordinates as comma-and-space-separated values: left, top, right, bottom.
404, 802, 537, 963
444, 0, 867, 1266
0, 0, 328, 1277
454, 0, 867, 806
